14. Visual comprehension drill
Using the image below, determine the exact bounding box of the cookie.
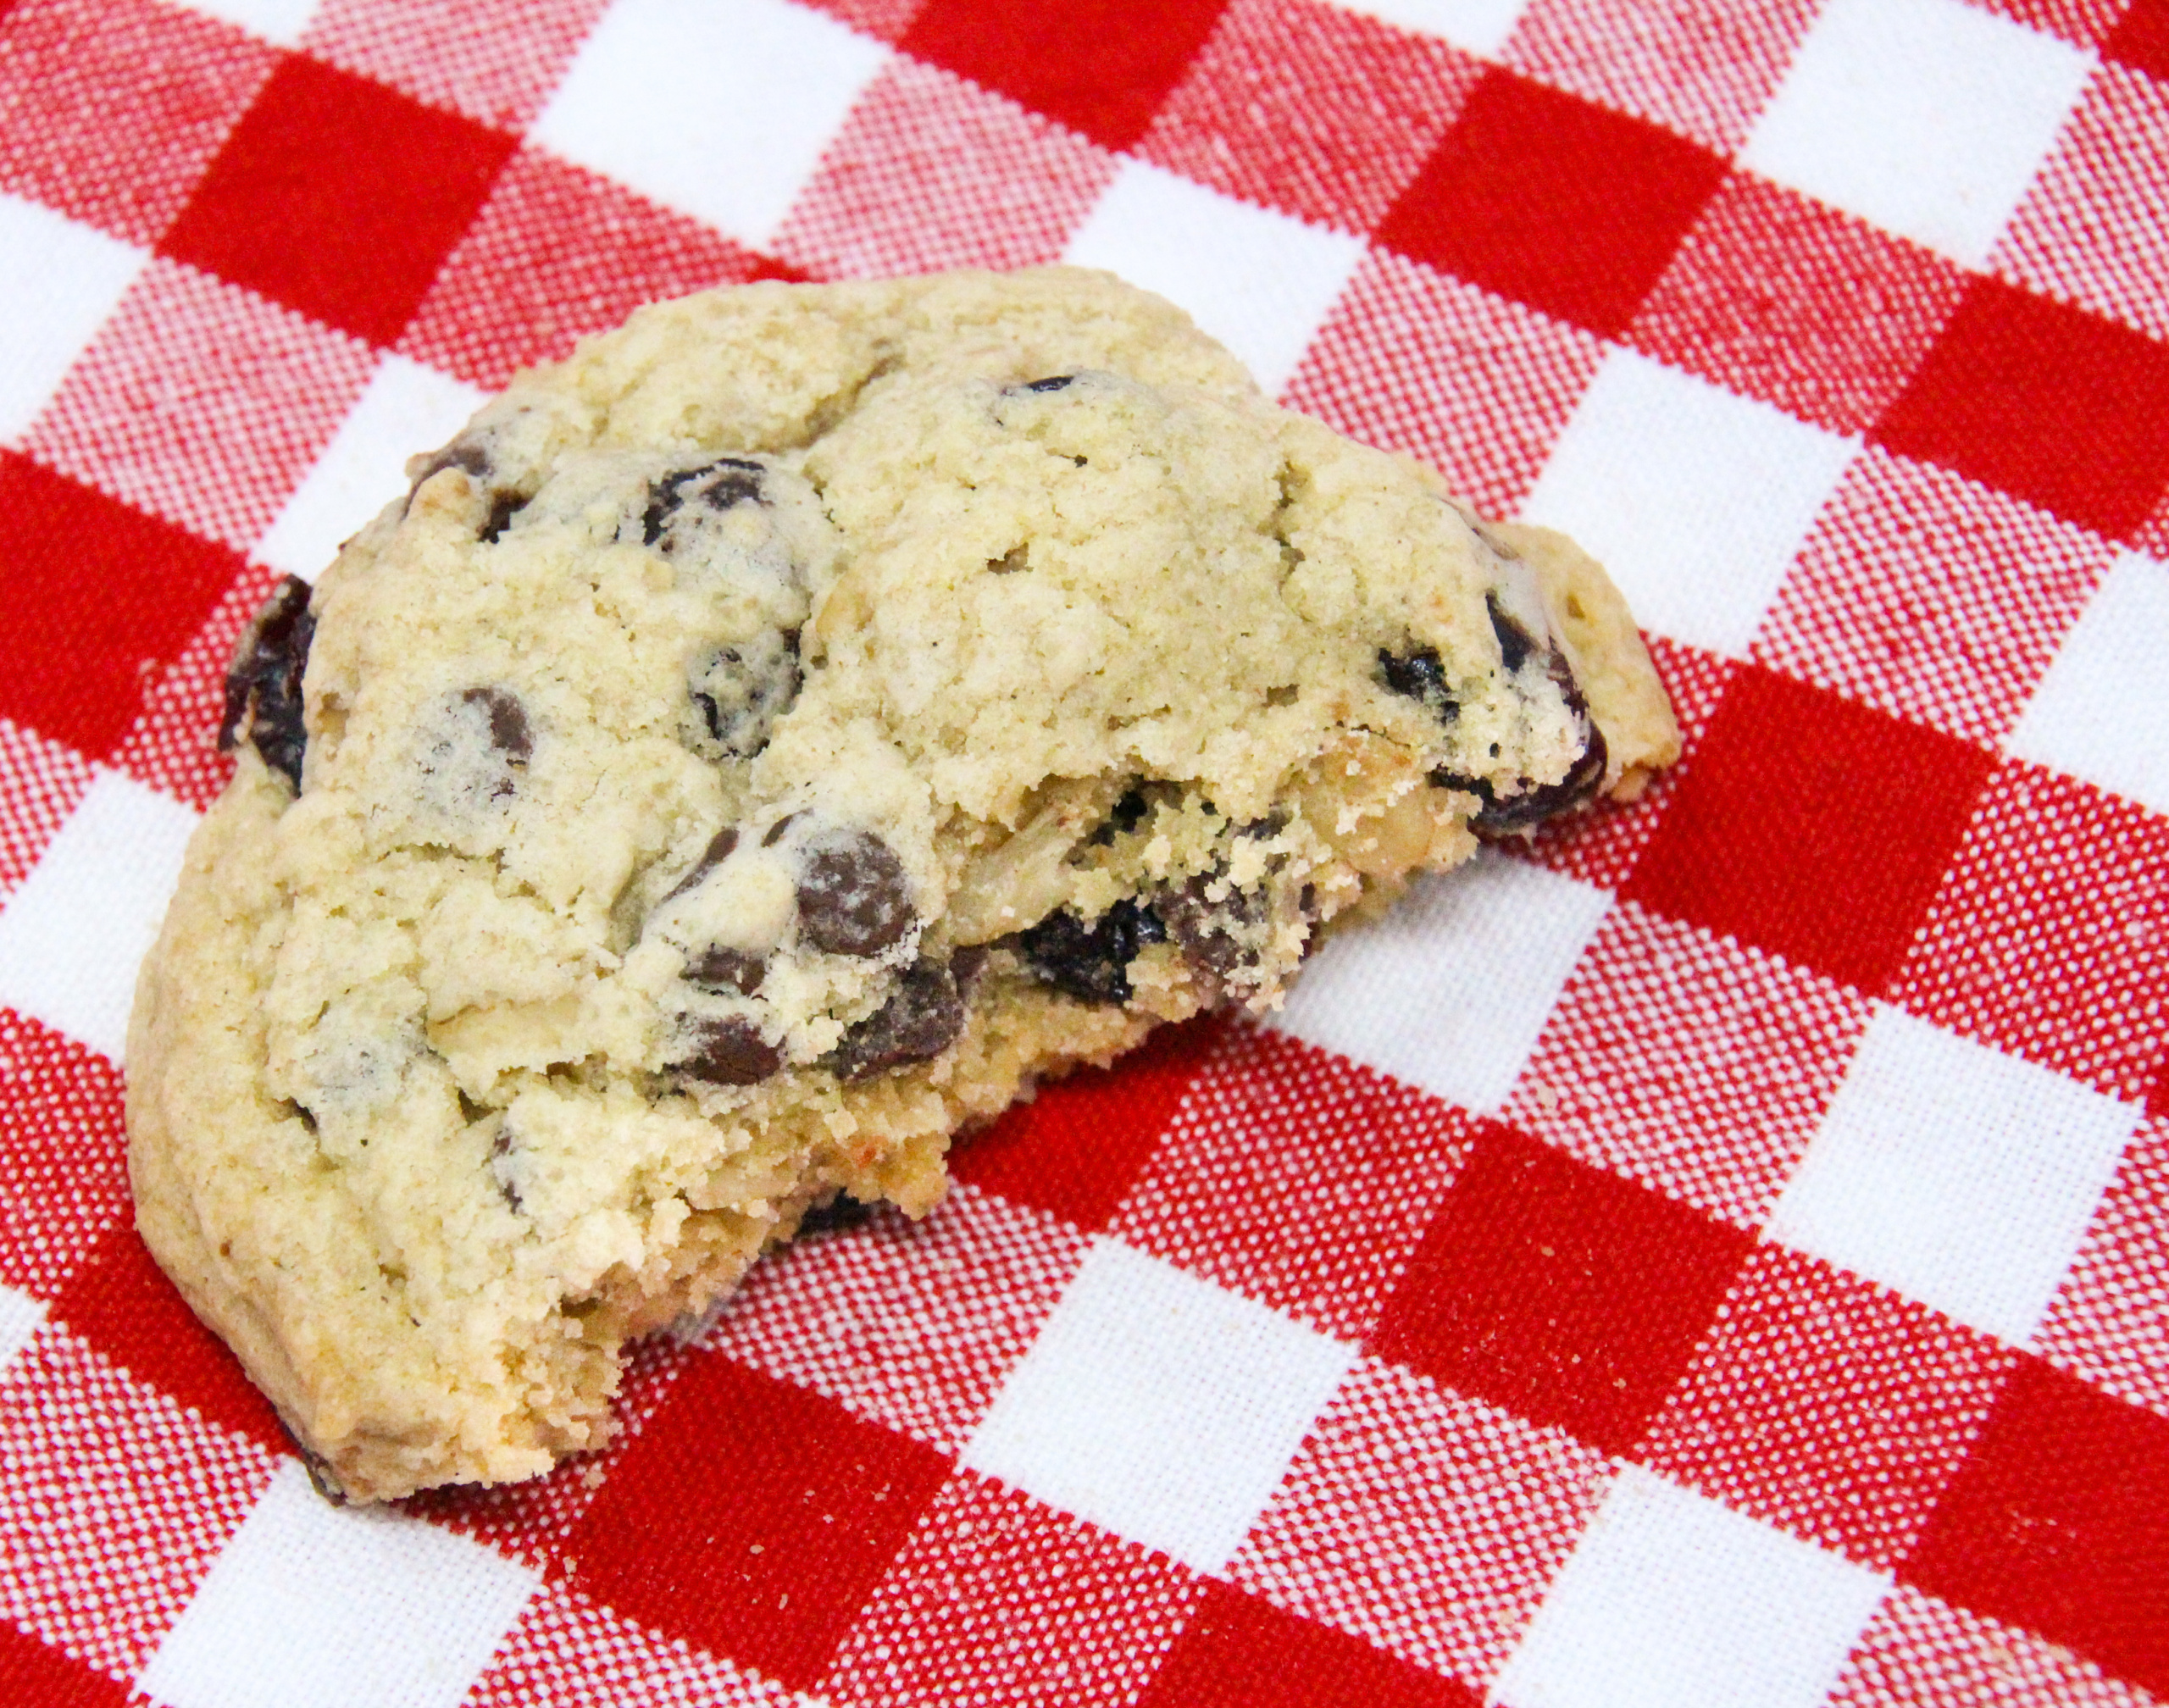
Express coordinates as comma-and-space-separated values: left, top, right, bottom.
126, 269, 1678, 1501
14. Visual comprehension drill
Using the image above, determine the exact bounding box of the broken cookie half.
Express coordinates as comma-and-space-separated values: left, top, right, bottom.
126, 268, 1678, 1501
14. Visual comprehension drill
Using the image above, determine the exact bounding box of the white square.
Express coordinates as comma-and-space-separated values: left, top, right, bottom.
1768, 1006, 2139, 1345
1062, 161, 1365, 395
1494, 1467, 1889, 1708
254, 356, 486, 584
960, 1239, 1354, 1575
2005, 551, 2169, 816
0, 1284, 45, 1376
533, 0, 888, 249
1269, 849, 1609, 1116
1739, 0, 2093, 267
0, 773, 198, 1067
1519, 349, 1856, 658
137, 1460, 537, 1708
178, 0, 321, 46
0, 195, 147, 446
1332, 0, 1531, 56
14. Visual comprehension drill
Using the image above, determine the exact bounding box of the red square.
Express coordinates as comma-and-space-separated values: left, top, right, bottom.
1232, 1356, 1613, 1689
1892, 762, 2169, 1103
1996, 63, 2169, 349
2036, 1115, 2169, 1422
0, 1618, 128, 1708
1641, 1247, 2016, 1569
709, 1183, 1088, 1451
0, 0, 275, 246
0, 1012, 128, 1300
0, 721, 95, 907
25, 259, 375, 550
0, 452, 243, 759
53, 1223, 285, 1453
569, 1355, 951, 1692
901, 0, 1231, 152
1371, 1121, 1754, 1457
1628, 175, 1967, 436
1874, 276, 2169, 542
302, 0, 611, 130
1975, 0, 2126, 44
1139, 1578, 1478, 1708
771, 58, 1118, 280
0, 1328, 275, 1678
1282, 250, 1605, 520
804, 0, 926, 44
401, 147, 770, 392
1902, 1356, 2169, 1697
1503, 0, 1821, 151
948, 1014, 1220, 1232
1137, 0, 1478, 235
1624, 664, 1996, 997
1753, 451, 2116, 746
1512, 635, 1733, 894
1829, 1583, 2151, 1708
1505, 902, 1871, 1228
2108, 0, 2169, 76
824, 1472, 1204, 1708
1112, 1026, 1473, 1341
469, 1580, 789, 1708
158, 53, 517, 346
1379, 69, 1728, 339
109, 559, 288, 812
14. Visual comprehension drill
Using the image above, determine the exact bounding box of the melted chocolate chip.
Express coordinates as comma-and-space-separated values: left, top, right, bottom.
642, 458, 765, 546
1021, 374, 1075, 393
667, 825, 741, 901
489, 1128, 522, 1212
412, 439, 491, 488
685, 944, 765, 995
219, 575, 316, 790
797, 832, 913, 957
480, 491, 524, 543
1087, 786, 1151, 846
798, 1191, 877, 1235
1378, 646, 1457, 724
1156, 874, 1263, 979
951, 943, 990, 990
677, 1014, 784, 1086
1015, 898, 1166, 1005
691, 629, 800, 760
763, 813, 799, 848
829, 957, 967, 1080
461, 686, 531, 764
1432, 656, 1608, 833
1486, 592, 1539, 674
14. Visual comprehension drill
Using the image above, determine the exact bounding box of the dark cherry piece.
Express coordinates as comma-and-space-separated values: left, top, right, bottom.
676, 1015, 784, 1086
219, 574, 316, 790
796, 832, 914, 957
829, 958, 967, 1080
1014, 898, 1166, 1005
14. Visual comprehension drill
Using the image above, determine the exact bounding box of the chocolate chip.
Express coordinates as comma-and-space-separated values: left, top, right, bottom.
1020, 374, 1075, 393
667, 825, 741, 901
219, 575, 315, 790
1156, 873, 1263, 979
1087, 786, 1151, 846
677, 1014, 784, 1086
797, 832, 913, 957
460, 686, 530, 764
1378, 646, 1457, 724
829, 957, 967, 1079
642, 458, 765, 546
951, 943, 990, 990
690, 628, 800, 760
281, 1426, 351, 1506
685, 944, 765, 995
489, 1127, 522, 1212
762, 813, 800, 848
480, 491, 524, 543
1486, 592, 1537, 674
798, 1191, 877, 1235
1014, 898, 1166, 1005
411, 438, 491, 488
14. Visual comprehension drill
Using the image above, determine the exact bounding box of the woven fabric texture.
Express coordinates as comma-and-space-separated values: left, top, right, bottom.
1, 1, 2166, 1703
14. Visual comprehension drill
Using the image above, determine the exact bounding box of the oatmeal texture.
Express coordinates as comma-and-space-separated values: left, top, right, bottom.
127, 269, 1678, 1500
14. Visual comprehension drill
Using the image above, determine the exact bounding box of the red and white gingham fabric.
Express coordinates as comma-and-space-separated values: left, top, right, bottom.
1, 1, 2166, 1702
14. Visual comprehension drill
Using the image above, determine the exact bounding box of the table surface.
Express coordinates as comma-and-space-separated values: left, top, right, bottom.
0, 2, 2166, 1705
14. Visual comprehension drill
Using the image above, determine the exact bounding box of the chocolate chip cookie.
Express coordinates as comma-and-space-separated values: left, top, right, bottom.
127, 269, 1678, 1501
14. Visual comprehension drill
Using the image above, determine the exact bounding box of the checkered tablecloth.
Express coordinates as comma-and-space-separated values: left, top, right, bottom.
2, 0, 2166, 1703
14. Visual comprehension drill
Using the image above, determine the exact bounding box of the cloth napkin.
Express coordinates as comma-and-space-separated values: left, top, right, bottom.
1, 0, 2165, 1703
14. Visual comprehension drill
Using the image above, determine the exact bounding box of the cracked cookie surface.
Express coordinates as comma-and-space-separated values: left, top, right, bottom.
127, 268, 1678, 1501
